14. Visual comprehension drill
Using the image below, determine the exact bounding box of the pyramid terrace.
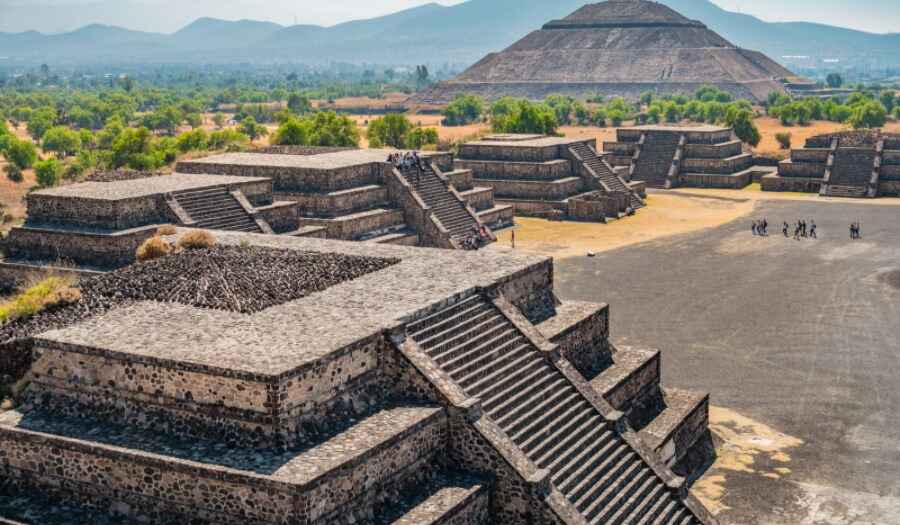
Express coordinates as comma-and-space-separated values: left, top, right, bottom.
604, 125, 771, 190
455, 134, 646, 220
763, 131, 900, 198
0, 230, 715, 524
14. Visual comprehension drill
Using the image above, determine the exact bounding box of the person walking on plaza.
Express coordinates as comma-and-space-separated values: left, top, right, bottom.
810, 220, 817, 239
752, 221, 758, 236
783, 222, 789, 238
761, 219, 768, 236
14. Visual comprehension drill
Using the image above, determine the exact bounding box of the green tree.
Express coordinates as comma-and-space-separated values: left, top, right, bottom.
726, 108, 761, 147
272, 117, 309, 146
42, 126, 82, 158
368, 114, 413, 149
405, 127, 439, 149
848, 101, 888, 129
305, 112, 359, 147
176, 129, 209, 152
442, 94, 484, 126
287, 93, 312, 114
879, 91, 896, 113
5, 139, 37, 170
111, 127, 158, 169
213, 113, 226, 129
208, 129, 249, 150
491, 98, 558, 135
143, 106, 183, 135
239, 117, 268, 144
34, 158, 62, 188
27, 107, 56, 142
826, 73, 844, 89
185, 113, 204, 129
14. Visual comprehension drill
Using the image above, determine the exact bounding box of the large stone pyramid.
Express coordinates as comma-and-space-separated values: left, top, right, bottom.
416, 0, 801, 104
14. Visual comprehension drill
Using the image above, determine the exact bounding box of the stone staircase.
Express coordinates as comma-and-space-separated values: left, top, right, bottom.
406, 295, 699, 525
631, 134, 682, 189
399, 164, 481, 241
570, 142, 645, 211
374, 472, 489, 524
822, 148, 878, 198
172, 187, 262, 232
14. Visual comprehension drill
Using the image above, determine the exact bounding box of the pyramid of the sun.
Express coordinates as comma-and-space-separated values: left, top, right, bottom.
416, 0, 801, 104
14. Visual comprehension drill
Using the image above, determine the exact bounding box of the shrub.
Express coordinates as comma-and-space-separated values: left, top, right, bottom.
34, 158, 63, 188
157, 224, 178, 236
442, 94, 484, 126
0, 276, 81, 324
5, 139, 37, 170
177, 230, 217, 250
136, 236, 174, 262
775, 132, 792, 150
367, 114, 413, 148
5, 164, 23, 183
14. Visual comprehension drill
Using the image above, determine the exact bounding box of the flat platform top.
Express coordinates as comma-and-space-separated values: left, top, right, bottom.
465, 136, 587, 148
36, 232, 548, 379
31, 173, 268, 201
626, 124, 730, 133
181, 149, 446, 171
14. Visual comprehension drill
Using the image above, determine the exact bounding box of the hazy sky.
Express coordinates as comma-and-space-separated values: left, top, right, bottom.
3, 0, 899, 34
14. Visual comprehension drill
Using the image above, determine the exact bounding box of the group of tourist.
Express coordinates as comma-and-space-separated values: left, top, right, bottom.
753, 219, 864, 240
388, 152, 425, 181
786, 220, 817, 240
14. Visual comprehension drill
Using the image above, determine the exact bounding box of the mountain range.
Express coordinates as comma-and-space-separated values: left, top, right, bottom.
1, 0, 899, 68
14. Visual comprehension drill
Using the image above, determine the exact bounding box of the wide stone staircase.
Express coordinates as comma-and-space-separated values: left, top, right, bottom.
172, 187, 263, 232
822, 148, 877, 198
570, 142, 645, 211
399, 164, 481, 242
631, 134, 681, 189
406, 295, 700, 525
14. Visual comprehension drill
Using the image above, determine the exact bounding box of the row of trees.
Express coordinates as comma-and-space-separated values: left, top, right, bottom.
766, 90, 895, 129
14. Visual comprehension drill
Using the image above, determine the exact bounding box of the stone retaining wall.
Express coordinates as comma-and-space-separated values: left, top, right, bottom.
3, 225, 161, 268
677, 171, 752, 189
791, 149, 830, 163
479, 178, 583, 200
281, 186, 389, 218
681, 154, 752, 174
761, 174, 822, 193
683, 140, 742, 159
26, 194, 164, 231
455, 159, 571, 181
255, 202, 300, 234
778, 160, 826, 178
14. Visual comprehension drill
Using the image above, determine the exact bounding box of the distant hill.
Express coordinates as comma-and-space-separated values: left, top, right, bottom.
1, 0, 899, 68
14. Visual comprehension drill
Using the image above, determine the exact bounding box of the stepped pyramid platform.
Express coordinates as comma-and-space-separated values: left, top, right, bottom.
604, 125, 764, 190
0, 230, 716, 524
178, 149, 510, 249
0, 173, 300, 287
455, 134, 646, 221
414, 0, 801, 105
763, 131, 900, 198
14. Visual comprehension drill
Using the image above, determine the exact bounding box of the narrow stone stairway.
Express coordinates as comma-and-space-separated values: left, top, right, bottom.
631, 134, 681, 188
399, 165, 480, 241
406, 295, 698, 525
571, 142, 643, 210
172, 187, 262, 232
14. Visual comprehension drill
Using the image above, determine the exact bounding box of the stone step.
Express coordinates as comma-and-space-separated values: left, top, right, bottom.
451, 342, 532, 386
412, 300, 492, 343
583, 464, 650, 522
364, 229, 419, 246
519, 401, 593, 454
377, 473, 490, 525
546, 423, 613, 480
407, 295, 483, 334
465, 351, 545, 398
635, 492, 674, 525
422, 313, 506, 358
439, 330, 521, 373
603, 473, 659, 524
623, 482, 667, 524
571, 451, 638, 510
492, 377, 570, 428
559, 440, 629, 495
480, 360, 554, 413
508, 393, 585, 447
529, 406, 600, 464
553, 430, 620, 491
0, 406, 447, 525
